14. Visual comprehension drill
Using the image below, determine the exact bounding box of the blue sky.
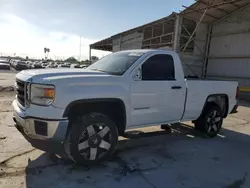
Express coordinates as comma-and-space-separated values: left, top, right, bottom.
0, 0, 194, 59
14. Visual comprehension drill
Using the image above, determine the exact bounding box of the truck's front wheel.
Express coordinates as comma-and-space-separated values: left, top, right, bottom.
194, 103, 223, 138
64, 113, 118, 165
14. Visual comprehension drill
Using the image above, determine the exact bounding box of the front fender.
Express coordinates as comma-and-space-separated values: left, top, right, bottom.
53, 81, 130, 123
54, 85, 129, 108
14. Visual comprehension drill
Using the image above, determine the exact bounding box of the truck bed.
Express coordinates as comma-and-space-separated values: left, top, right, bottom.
182, 80, 238, 121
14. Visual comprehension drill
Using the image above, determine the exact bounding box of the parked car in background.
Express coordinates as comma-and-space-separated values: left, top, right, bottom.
33, 62, 43, 69
41, 62, 49, 68
0, 59, 9, 64
70, 64, 79, 68
81, 65, 88, 69
10, 59, 17, 68
0, 62, 10, 70
73, 64, 87, 68
15, 61, 28, 71
47, 62, 57, 68
26, 61, 32, 69
74, 64, 81, 68
59, 63, 70, 68
55, 62, 62, 66
27, 62, 35, 69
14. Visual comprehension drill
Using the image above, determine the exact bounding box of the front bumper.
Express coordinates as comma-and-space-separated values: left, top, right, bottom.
12, 100, 69, 156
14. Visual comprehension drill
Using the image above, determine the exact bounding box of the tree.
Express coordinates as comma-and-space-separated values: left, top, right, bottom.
44, 47, 50, 59
65, 57, 79, 64
80, 59, 91, 65
91, 56, 99, 61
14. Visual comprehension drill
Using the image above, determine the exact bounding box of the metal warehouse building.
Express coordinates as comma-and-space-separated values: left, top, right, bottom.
90, 0, 250, 100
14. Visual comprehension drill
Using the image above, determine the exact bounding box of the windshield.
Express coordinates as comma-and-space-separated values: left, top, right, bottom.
87, 51, 144, 75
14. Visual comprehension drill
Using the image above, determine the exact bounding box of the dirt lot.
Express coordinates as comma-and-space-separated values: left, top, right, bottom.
0, 70, 16, 90
1, 71, 250, 188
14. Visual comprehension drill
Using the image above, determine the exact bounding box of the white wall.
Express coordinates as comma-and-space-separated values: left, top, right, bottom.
112, 32, 143, 52
193, 23, 208, 56
207, 6, 250, 87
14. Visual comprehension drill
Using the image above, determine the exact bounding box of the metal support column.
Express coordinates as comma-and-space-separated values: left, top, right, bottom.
202, 25, 212, 78
173, 14, 182, 52
89, 46, 92, 63
119, 35, 122, 51
79, 36, 82, 61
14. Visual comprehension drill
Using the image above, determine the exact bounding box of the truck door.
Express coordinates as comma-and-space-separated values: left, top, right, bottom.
130, 53, 186, 126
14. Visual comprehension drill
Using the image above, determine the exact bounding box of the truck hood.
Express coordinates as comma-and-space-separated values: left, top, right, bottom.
16, 68, 111, 82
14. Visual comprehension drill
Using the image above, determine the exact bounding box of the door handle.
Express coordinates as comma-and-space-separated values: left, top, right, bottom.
171, 86, 182, 89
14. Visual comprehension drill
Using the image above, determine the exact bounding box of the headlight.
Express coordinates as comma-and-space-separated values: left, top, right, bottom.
30, 84, 55, 106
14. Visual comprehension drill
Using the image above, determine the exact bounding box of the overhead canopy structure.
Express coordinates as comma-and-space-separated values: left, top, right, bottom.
90, 13, 177, 52
89, 0, 250, 100
90, 0, 250, 52
90, 38, 113, 51
181, 0, 250, 24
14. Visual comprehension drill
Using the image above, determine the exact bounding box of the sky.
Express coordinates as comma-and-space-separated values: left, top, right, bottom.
0, 0, 194, 60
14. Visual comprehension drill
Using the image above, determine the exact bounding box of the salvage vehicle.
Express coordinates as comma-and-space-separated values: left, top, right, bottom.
0, 62, 10, 70
15, 61, 28, 71
33, 62, 43, 69
13, 49, 238, 165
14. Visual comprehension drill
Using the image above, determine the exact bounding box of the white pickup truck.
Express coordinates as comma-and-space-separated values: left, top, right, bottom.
13, 49, 238, 165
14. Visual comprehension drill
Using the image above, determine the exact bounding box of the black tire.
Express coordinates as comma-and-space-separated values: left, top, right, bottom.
160, 124, 171, 131
64, 112, 118, 165
194, 103, 223, 138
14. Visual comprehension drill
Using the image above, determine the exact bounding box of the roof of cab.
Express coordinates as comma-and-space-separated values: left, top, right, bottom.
113, 49, 172, 54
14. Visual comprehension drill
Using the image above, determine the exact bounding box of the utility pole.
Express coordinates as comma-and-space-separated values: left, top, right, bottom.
79, 36, 82, 61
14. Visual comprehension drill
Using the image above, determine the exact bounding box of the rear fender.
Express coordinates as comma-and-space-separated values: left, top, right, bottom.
200, 94, 229, 118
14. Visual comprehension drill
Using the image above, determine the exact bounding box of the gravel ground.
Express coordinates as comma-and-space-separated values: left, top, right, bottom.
0, 70, 16, 91
1, 71, 250, 188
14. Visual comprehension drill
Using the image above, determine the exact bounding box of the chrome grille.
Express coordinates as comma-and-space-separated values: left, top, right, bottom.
16, 79, 26, 107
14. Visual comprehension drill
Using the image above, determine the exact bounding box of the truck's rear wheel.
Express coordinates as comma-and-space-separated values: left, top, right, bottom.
65, 113, 118, 165
194, 103, 223, 138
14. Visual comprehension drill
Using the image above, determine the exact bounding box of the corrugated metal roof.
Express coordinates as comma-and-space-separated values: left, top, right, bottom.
91, 0, 250, 50
90, 13, 177, 51
181, 0, 250, 23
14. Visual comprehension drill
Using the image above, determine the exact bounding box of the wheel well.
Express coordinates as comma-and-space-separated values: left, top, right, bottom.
63, 99, 126, 135
201, 94, 229, 118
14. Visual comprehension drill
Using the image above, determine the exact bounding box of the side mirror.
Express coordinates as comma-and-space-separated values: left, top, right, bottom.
133, 67, 142, 81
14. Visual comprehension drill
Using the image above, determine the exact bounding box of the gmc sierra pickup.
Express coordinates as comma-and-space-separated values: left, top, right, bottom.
13, 49, 238, 165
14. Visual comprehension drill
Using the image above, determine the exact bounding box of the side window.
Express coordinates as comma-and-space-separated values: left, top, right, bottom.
141, 54, 175, 81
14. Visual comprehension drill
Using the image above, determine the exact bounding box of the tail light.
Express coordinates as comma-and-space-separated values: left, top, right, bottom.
236, 86, 239, 100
